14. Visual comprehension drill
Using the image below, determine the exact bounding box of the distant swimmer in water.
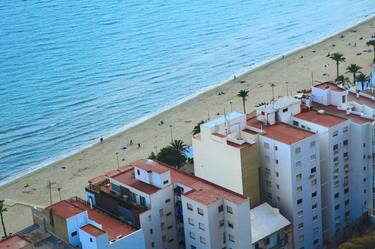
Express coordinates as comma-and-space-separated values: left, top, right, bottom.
100, 137, 104, 143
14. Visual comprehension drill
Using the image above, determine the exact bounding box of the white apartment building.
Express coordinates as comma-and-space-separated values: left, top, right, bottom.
35, 198, 145, 249
247, 107, 323, 249
85, 159, 254, 249
193, 112, 261, 206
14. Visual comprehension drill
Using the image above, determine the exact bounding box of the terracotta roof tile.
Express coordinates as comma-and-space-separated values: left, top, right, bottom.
262, 123, 315, 144
112, 167, 159, 194
314, 82, 345, 92
0, 235, 32, 249
45, 200, 84, 219
294, 110, 347, 127
80, 224, 106, 237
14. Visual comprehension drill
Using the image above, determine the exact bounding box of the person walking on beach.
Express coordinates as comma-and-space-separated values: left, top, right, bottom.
137, 143, 141, 149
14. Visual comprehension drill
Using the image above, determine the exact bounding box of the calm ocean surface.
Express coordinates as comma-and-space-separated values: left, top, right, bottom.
1, 0, 375, 185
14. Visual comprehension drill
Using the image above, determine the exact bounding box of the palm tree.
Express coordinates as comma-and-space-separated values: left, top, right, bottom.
192, 121, 204, 135
330, 52, 346, 79
255, 102, 268, 107
356, 72, 370, 91
346, 64, 362, 86
237, 89, 249, 113
335, 75, 350, 88
366, 40, 375, 62
169, 139, 187, 153
0, 200, 7, 239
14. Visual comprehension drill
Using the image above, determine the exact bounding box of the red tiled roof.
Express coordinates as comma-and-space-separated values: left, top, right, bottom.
133, 159, 169, 174
294, 110, 347, 127
95, 160, 247, 206
263, 123, 315, 144
70, 200, 136, 241
80, 224, 106, 238
112, 167, 159, 194
45, 200, 85, 219
0, 236, 32, 249
348, 92, 375, 108
314, 82, 345, 92
312, 102, 372, 124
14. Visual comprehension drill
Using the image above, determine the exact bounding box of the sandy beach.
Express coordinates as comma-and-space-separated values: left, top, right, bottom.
2, 16, 375, 233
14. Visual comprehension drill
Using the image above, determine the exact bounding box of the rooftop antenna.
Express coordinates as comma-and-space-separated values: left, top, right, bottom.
285, 81, 289, 96
311, 72, 314, 86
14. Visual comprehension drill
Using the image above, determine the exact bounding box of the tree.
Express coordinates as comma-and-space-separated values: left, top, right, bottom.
366, 39, 375, 62
192, 120, 205, 135
330, 52, 346, 79
255, 102, 268, 107
356, 72, 370, 91
169, 139, 187, 153
148, 151, 156, 160
0, 200, 7, 239
156, 147, 186, 168
237, 90, 249, 113
346, 64, 362, 85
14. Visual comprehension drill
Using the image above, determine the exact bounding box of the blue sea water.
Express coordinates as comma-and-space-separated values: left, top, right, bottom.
1, 0, 375, 185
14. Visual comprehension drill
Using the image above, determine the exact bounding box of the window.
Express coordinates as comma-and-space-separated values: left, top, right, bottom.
276, 184, 280, 189
297, 198, 303, 205
275, 159, 279, 164
296, 173, 302, 181
148, 215, 152, 221
314, 239, 319, 245
267, 192, 272, 199
159, 209, 164, 217
313, 227, 319, 234
199, 222, 205, 231
218, 205, 223, 212
363, 143, 366, 147
283, 108, 288, 112
166, 212, 172, 216
345, 199, 349, 206
228, 221, 234, 228
71, 231, 77, 237
334, 192, 339, 198
229, 234, 235, 242
296, 161, 302, 167
343, 125, 348, 132
312, 191, 317, 198
333, 131, 338, 137
190, 232, 195, 240
219, 219, 224, 227
140, 196, 146, 207
197, 208, 204, 216
295, 147, 301, 154
298, 223, 304, 229
274, 145, 278, 151
297, 210, 303, 217
343, 152, 348, 158
137, 169, 140, 175
188, 218, 194, 225
311, 179, 317, 186
310, 141, 316, 147
167, 225, 173, 230
293, 120, 299, 126
168, 238, 174, 243
163, 180, 169, 184
150, 229, 153, 234
297, 186, 302, 192
276, 171, 279, 177
191, 246, 196, 249
200, 236, 206, 244
313, 215, 318, 222
343, 140, 348, 146
187, 203, 193, 211
311, 167, 316, 174
165, 198, 170, 203
264, 142, 270, 149
310, 154, 316, 160
335, 204, 340, 210
90, 238, 93, 242
298, 234, 304, 241
312, 203, 317, 209
344, 187, 349, 194
151, 242, 155, 248
227, 206, 233, 214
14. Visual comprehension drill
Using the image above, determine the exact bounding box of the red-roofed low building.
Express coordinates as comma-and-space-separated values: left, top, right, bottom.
0, 235, 33, 249
85, 159, 255, 249
36, 198, 145, 249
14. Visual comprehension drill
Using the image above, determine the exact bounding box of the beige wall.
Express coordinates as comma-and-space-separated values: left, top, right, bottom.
240, 145, 260, 207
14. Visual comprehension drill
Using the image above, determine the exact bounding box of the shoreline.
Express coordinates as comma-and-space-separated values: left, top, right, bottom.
2, 14, 375, 188
2, 15, 375, 233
